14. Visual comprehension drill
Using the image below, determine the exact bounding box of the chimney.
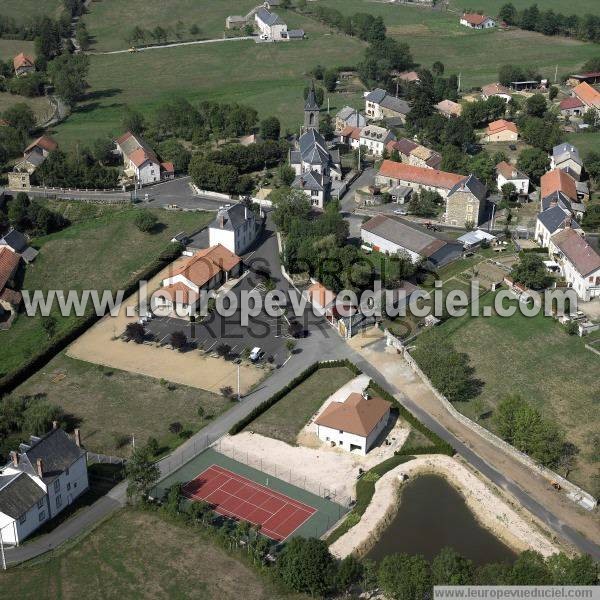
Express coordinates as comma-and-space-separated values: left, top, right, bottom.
10, 451, 19, 467
74, 428, 81, 448
564, 216, 572, 229
244, 206, 248, 220
36, 458, 44, 479
219, 214, 225, 228
362, 389, 370, 401
52, 420, 59, 430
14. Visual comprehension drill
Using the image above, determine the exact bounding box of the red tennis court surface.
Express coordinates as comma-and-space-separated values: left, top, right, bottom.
182, 464, 316, 541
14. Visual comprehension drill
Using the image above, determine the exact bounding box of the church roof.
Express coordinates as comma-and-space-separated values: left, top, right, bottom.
305, 84, 320, 111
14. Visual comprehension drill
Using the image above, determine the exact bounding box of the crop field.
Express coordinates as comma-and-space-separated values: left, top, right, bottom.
50, 12, 366, 148
318, 0, 600, 88
84, 0, 259, 52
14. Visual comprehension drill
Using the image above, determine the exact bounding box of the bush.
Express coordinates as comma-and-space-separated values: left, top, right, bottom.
168, 422, 183, 434
134, 211, 158, 233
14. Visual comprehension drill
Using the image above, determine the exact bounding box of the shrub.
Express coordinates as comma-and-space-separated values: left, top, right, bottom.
134, 210, 158, 233
168, 422, 183, 434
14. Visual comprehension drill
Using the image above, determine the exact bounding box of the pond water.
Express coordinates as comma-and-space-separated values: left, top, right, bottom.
364, 474, 517, 566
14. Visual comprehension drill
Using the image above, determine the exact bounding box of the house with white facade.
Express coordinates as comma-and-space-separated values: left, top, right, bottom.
535, 205, 580, 249
548, 227, 600, 301
208, 204, 261, 255
255, 7, 287, 40
365, 88, 411, 123
0, 426, 88, 546
460, 13, 496, 29
115, 131, 173, 186
340, 124, 395, 156
496, 161, 530, 197
314, 391, 391, 455
550, 143, 583, 181
481, 83, 512, 103
156, 244, 242, 317
361, 214, 463, 268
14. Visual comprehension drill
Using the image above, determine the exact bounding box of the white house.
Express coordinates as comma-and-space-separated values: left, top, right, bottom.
254, 7, 287, 40
550, 143, 583, 180
364, 88, 411, 123
535, 205, 580, 249
115, 131, 173, 186
460, 13, 496, 29
0, 426, 88, 546
548, 227, 600, 301
156, 244, 242, 317
496, 161, 530, 196
481, 83, 512, 103
340, 124, 395, 156
314, 391, 391, 455
209, 204, 261, 255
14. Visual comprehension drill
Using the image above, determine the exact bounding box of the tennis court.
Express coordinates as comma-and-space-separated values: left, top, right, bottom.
155, 448, 348, 541
183, 464, 316, 540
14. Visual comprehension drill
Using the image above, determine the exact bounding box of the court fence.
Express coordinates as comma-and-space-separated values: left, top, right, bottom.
216, 437, 353, 509
156, 433, 221, 480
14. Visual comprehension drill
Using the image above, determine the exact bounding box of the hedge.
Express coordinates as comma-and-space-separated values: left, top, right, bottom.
0, 243, 184, 398
519, 247, 548, 254
228, 359, 361, 435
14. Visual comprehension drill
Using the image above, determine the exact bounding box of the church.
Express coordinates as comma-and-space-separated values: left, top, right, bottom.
290, 85, 342, 209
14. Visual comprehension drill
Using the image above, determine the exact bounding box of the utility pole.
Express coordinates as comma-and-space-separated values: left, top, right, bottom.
555, 64, 558, 83
458, 72, 462, 93
1, 526, 6, 570
327, 97, 330, 114
237, 363, 241, 402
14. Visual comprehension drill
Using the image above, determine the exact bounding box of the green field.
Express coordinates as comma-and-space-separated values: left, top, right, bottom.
318, 1, 600, 88
0, 202, 213, 378
8, 352, 231, 457
566, 131, 600, 157
449, 0, 600, 14
50, 13, 366, 148
0, 0, 63, 23
245, 366, 355, 445
421, 292, 600, 492
84, 0, 259, 52
0, 509, 289, 600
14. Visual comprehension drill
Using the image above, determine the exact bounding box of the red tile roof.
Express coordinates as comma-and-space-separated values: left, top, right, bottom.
24, 135, 58, 155
0, 287, 22, 306
496, 161, 527, 181
573, 82, 600, 109
170, 244, 241, 288
13, 53, 34, 71
482, 83, 511, 97
486, 119, 518, 135
340, 125, 361, 141
159, 281, 198, 306
128, 147, 156, 168
378, 160, 464, 190
541, 168, 577, 202
0, 247, 21, 292
559, 97, 584, 110
315, 392, 391, 437
161, 161, 174, 173
306, 282, 336, 311
462, 13, 490, 26
552, 228, 600, 276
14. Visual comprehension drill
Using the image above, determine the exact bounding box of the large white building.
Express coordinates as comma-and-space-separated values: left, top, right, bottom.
548, 227, 600, 301
0, 426, 89, 546
535, 205, 581, 249
115, 131, 174, 186
315, 392, 391, 455
209, 204, 261, 255
496, 161, 530, 197
254, 7, 287, 40
340, 124, 395, 157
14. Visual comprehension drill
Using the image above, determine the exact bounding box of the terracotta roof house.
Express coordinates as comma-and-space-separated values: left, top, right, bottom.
387, 137, 418, 159
157, 245, 242, 317
0, 246, 21, 304
549, 227, 600, 301
572, 82, 600, 111
115, 131, 171, 186
361, 214, 463, 267
435, 99, 462, 118
376, 160, 464, 198
483, 119, 518, 142
314, 392, 391, 455
460, 13, 496, 29
24, 136, 58, 157
496, 161, 530, 196
541, 168, 578, 203
481, 82, 512, 103
559, 97, 585, 117
13, 53, 35, 77
0, 229, 38, 263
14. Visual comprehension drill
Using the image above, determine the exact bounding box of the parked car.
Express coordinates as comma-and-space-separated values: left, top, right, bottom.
249, 347, 264, 362
393, 208, 408, 215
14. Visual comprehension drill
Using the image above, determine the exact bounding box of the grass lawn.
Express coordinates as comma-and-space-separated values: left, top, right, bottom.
0, 0, 63, 24
245, 366, 355, 444
566, 131, 600, 157
0, 509, 289, 600
84, 0, 259, 52
423, 291, 600, 492
449, 0, 600, 13
0, 92, 53, 124
0, 202, 213, 379
9, 352, 231, 457
49, 12, 366, 148
317, 1, 600, 88
0, 38, 36, 62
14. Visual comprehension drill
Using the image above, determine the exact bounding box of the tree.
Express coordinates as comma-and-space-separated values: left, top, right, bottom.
431, 547, 474, 585
8, 192, 30, 229
525, 94, 547, 118
22, 402, 63, 436
42, 315, 57, 339
501, 182, 517, 202
409, 190, 442, 217
277, 538, 337, 597
92, 136, 116, 164
337, 555, 363, 591
2, 103, 35, 133
517, 147, 550, 183
378, 553, 431, 600
122, 107, 145, 134
260, 116, 281, 140
509, 551, 551, 585
320, 113, 335, 140
170, 330, 187, 351
510, 253, 551, 289
126, 446, 160, 503
125, 322, 145, 343
146, 436, 159, 456
76, 22, 91, 50
134, 211, 158, 232
47, 54, 90, 106
157, 139, 191, 172
585, 150, 600, 184
285, 339, 296, 356
277, 163, 295, 187
498, 3, 517, 25
270, 187, 311, 234
547, 552, 599, 585
432, 61, 445, 76
323, 68, 338, 92
548, 85, 559, 101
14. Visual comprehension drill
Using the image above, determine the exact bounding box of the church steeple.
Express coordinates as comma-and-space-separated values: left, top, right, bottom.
304, 81, 320, 132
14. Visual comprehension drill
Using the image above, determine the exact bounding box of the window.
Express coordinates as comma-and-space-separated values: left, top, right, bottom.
56, 494, 62, 509
37, 499, 44, 510
67, 482, 71, 491
19, 513, 26, 524
54, 479, 60, 493
339, 430, 344, 434
39, 511, 46, 522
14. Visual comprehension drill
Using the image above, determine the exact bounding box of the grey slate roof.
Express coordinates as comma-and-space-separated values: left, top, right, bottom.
366, 88, 387, 104
20, 429, 85, 484
210, 203, 253, 232
256, 7, 285, 27
537, 205, 580, 234
0, 229, 28, 253
0, 472, 45, 519
304, 84, 320, 111
287, 29, 304, 39
448, 174, 487, 200
542, 190, 572, 213
380, 95, 410, 115
292, 170, 330, 192
552, 143, 582, 167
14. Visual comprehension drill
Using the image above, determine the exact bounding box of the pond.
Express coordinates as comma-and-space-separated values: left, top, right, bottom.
364, 474, 516, 566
